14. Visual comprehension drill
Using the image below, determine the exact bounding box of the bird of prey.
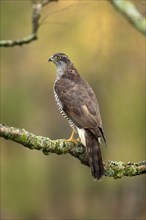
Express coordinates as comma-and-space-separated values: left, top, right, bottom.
48, 52, 106, 180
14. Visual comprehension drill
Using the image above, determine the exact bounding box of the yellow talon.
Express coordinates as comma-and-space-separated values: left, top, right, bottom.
65, 131, 79, 144
76, 137, 81, 142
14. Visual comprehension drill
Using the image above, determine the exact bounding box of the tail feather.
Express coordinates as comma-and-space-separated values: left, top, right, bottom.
85, 130, 104, 180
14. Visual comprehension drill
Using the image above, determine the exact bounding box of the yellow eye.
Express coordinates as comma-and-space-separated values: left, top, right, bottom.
57, 56, 61, 60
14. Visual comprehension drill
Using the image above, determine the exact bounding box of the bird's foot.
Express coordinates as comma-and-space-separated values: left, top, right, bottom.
64, 131, 79, 144
76, 137, 81, 142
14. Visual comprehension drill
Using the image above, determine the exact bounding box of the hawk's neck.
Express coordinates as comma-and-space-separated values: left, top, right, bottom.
56, 63, 79, 80
56, 62, 67, 80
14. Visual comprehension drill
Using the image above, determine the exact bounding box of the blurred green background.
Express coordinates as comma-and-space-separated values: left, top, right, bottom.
0, 1, 145, 219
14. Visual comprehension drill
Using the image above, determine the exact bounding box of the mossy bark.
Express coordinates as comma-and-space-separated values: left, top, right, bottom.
0, 124, 145, 179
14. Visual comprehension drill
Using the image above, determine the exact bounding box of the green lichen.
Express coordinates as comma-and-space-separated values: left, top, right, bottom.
1, 124, 146, 179
21, 134, 27, 142
125, 165, 137, 176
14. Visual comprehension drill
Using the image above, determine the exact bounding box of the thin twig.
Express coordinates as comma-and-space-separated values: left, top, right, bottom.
0, 0, 58, 47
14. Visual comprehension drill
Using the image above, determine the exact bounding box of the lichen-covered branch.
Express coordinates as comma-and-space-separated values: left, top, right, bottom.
0, 124, 145, 179
110, 0, 146, 36
0, 0, 58, 47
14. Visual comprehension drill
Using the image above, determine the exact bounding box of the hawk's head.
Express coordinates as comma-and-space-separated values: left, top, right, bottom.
48, 52, 78, 79
48, 53, 70, 67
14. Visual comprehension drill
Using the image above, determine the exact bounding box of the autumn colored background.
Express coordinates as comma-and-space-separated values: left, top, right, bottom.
0, 1, 145, 219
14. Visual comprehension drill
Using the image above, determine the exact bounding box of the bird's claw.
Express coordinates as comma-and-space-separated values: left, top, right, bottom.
64, 131, 79, 144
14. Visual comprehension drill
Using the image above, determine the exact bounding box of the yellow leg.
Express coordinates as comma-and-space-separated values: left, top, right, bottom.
65, 130, 79, 144
76, 137, 81, 142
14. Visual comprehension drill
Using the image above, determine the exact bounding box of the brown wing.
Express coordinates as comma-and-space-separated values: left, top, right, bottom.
55, 76, 104, 139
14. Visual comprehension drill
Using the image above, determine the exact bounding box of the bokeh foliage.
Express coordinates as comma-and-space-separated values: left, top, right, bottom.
0, 1, 145, 219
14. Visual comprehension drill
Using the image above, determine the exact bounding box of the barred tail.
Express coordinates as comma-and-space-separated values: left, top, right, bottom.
85, 130, 104, 180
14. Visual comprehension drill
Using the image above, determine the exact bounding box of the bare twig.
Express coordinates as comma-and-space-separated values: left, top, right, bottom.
0, 0, 58, 47
41, 0, 58, 7
110, 0, 146, 36
0, 34, 37, 47
0, 124, 145, 179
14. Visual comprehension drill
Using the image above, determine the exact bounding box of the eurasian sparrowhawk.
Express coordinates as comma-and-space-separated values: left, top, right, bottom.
48, 52, 106, 180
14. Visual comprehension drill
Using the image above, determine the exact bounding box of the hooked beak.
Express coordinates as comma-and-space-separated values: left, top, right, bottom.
48, 56, 54, 62
48, 57, 52, 62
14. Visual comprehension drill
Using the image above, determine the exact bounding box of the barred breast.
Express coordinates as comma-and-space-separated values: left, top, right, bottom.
53, 87, 77, 131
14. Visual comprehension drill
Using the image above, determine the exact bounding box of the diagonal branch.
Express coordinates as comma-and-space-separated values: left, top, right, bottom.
110, 0, 146, 36
0, 0, 58, 47
0, 124, 145, 179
